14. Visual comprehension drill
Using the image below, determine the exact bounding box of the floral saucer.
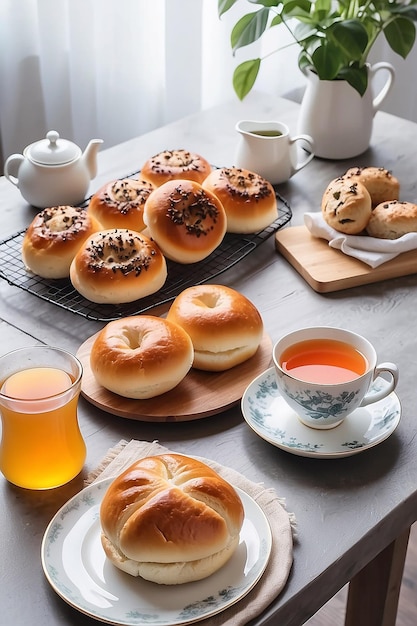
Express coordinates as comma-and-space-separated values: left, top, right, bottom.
241, 367, 401, 459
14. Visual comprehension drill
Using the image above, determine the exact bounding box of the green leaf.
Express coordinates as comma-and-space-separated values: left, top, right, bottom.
247, 0, 280, 6
233, 59, 261, 99
271, 14, 283, 26
231, 10, 270, 52
281, 0, 313, 19
313, 0, 332, 13
282, 0, 312, 13
339, 65, 368, 97
218, 0, 239, 18
384, 17, 416, 58
311, 41, 344, 79
328, 20, 369, 60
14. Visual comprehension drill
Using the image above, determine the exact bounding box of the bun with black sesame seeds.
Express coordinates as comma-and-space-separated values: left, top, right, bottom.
87, 178, 155, 231
140, 149, 212, 187
202, 167, 278, 233
69, 228, 167, 304
143, 179, 227, 263
22, 205, 102, 279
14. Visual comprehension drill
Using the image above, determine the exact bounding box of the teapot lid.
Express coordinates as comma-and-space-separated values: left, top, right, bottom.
25, 130, 81, 165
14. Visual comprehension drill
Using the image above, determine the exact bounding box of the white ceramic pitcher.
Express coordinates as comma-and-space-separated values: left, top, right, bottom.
297, 62, 395, 159
235, 120, 315, 185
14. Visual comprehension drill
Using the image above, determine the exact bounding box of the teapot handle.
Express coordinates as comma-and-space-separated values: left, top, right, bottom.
4, 154, 25, 187
369, 62, 395, 114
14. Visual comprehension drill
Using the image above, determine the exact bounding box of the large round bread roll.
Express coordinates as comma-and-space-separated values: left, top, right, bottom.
140, 149, 212, 186
90, 315, 194, 398
166, 284, 264, 371
22, 205, 102, 279
366, 200, 417, 239
321, 177, 372, 234
343, 166, 400, 207
202, 166, 278, 233
87, 178, 155, 231
100, 453, 244, 584
143, 180, 227, 263
69, 228, 167, 304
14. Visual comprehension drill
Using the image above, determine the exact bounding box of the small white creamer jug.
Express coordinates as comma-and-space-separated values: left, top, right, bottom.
235, 120, 314, 185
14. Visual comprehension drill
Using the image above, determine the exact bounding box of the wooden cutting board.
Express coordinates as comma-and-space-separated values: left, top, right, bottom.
275, 225, 417, 293
76, 332, 272, 421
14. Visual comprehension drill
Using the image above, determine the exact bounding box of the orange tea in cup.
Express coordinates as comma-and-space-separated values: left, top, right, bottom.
0, 346, 86, 489
280, 338, 368, 384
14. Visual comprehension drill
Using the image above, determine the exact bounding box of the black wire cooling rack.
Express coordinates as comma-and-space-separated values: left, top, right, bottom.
0, 185, 292, 322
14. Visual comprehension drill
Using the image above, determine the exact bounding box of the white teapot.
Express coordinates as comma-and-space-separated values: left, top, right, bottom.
4, 131, 103, 207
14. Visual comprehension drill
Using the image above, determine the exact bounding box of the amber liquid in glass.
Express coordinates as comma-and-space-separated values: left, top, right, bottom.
0, 367, 86, 489
280, 338, 367, 384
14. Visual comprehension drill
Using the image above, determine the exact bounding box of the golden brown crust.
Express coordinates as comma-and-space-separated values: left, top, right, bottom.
141, 149, 212, 186
143, 179, 227, 263
202, 167, 278, 233
22, 205, 102, 279
366, 200, 417, 239
90, 315, 193, 398
100, 453, 244, 583
69, 229, 167, 303
88, 178, 155, 231
343, 166, 400, 207
321, 177, 372, 234
167, 284, 264, 371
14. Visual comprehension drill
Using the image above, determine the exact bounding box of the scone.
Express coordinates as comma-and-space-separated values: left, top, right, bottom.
321, 177, 372, 234
343, 166, 400, 207
366, 200, 417, 239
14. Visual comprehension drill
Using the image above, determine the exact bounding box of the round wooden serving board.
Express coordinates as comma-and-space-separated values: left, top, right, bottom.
76, 332, 272, 422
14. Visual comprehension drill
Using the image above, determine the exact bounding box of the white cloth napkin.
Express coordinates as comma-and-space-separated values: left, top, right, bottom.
86, 439, 296, 626
304, 212, 417, 268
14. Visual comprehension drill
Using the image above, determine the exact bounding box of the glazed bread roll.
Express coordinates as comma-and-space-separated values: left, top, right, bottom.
366, 200, 417, 239
141, 149, 212, 186
87, 178, 155, 231
321, 177, 372, 234
69, 229, 167, 304
22, 205, 102, 279
143, 180, 227, 263
90, 315, 194, 398
343, 166, 400, 207
202, 166, 278, 233
100, 453, 244, 584
167, 284, 264, 371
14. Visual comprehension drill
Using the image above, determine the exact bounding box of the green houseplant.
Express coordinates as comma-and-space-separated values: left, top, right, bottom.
219, 0, 417, 99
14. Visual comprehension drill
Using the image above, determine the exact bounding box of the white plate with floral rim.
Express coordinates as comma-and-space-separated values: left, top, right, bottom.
41, 479, 272, 625
241, 367, 401, 459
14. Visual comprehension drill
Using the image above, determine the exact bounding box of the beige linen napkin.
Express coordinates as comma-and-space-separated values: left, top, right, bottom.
86, 439, 296, 626
304, 211, 417, 268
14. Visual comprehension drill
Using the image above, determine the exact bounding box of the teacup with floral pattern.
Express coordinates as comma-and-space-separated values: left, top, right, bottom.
273, 327, 399, 429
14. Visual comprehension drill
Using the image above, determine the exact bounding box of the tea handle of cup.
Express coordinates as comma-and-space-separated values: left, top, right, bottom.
4, 154, 25, 187
289, 134, 315, 173
360, 362, 399, 407
370, 62, 395, 114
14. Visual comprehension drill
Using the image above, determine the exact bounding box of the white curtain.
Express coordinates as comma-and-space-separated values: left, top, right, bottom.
0, 0, 416, 171
0, 0, 242, 164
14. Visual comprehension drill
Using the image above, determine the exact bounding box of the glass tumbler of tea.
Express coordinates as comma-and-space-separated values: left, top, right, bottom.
0, 345, 86, 489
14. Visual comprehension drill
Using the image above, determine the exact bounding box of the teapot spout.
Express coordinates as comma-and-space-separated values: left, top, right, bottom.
82, 139, 103, 180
